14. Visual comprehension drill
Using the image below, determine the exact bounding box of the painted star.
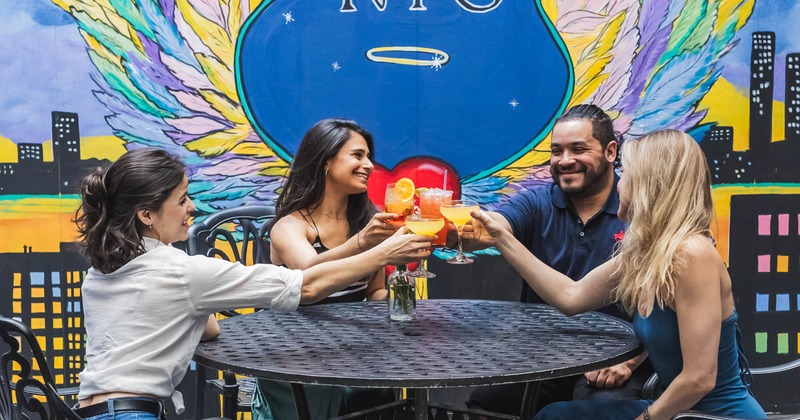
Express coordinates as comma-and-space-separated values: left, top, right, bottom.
332, 61, 341, 72
509, 99, 520, 109
431, 54, 444, 71
282, 12, 295, 24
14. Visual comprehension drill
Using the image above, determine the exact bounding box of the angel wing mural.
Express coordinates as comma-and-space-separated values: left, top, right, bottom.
52, 0, 754, 213
52, 0, 289, 214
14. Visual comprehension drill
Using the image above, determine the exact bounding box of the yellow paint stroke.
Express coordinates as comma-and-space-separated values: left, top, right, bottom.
0, 135, 127, 164
711, 184, 800, 265
43, 140, 53, 162
0, 135, 16, 162
0, 196, 82, 253
81, 135, 127, 161
700, 77, 785, 151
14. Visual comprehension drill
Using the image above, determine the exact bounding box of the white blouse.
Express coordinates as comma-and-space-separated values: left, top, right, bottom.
78, 237, 302, 410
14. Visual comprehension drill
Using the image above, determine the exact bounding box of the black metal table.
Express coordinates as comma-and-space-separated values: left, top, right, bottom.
194, 300, 642, 420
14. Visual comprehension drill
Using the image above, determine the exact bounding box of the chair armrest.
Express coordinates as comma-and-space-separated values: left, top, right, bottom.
671, 411, 736, 419
641, 372, 661, 400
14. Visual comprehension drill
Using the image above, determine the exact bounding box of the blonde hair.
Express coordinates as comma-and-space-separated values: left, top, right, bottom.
612, 130, 714, 313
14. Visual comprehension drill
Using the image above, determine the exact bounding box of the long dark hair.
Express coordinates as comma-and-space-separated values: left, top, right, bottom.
75, 148, 186, 273
275, 118, 377, 237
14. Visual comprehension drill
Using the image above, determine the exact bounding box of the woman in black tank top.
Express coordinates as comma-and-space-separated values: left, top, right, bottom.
270, 118, 401, 302
253, 119, 403, 419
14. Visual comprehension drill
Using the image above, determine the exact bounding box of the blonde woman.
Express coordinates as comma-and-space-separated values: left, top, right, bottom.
471, 130, 765, 420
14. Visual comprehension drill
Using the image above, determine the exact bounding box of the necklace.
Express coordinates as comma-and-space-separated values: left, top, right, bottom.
313, 209, 347, 221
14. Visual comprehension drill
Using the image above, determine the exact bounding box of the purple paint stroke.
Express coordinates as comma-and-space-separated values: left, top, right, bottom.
673, 108, 707, 133
136, 36, 191, 93
200, 177, 262, 196
613, 114, 633, 138
632, 41, 720, 133
164, 129, 203, 145
593, 28, 638, 109
615, 25, 672, 115
510, 166, 552, 193
170, 89, 227, 121
90, 74, 173, 136
168, 116, 230, 135
160, 0, 176, 23
493, 166, 552, 210
160, 54, 216, 91
614, 0, 672, 115
637, 0, 671, 47
205, 158, 268, 175
558, 11, 609, 33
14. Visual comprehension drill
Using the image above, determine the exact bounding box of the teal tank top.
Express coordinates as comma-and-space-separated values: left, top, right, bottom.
634, 306, 766, 418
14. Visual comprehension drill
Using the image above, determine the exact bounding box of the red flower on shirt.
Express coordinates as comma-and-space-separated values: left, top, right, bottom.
613, 230, 625, 242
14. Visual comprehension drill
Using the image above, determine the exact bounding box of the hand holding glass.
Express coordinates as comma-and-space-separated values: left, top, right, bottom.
440, 200, 480, 264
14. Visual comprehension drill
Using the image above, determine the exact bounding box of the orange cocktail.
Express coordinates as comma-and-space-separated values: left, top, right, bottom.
418, 188, 453, 245
385, 180, 414, 227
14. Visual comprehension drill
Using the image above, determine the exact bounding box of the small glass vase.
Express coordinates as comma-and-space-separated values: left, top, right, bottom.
388, 266, 416, 321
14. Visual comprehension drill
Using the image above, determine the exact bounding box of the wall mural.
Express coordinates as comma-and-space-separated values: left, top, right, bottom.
1, 0, 799, 414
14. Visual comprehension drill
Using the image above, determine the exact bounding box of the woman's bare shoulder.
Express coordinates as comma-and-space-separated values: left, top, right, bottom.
677, 234, 726, 287
680, 234, 721, 262
272, 211, 314, 237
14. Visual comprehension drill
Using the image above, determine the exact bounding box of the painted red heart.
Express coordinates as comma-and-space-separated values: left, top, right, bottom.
367, 158, 461, 207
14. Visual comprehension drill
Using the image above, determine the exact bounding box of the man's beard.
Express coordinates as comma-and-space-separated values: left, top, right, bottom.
552, 159, 613, 199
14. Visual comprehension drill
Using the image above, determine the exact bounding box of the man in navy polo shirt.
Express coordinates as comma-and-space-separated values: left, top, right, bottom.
464, 104, 652, 416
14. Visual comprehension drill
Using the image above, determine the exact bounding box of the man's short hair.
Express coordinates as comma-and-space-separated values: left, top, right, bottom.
554, 104, 617, 149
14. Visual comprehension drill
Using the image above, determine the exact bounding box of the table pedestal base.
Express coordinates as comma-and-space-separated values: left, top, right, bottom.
329, 390, 521, 420
414, 389, 427, 420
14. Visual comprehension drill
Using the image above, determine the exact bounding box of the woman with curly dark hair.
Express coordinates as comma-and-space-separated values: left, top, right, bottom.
73, 147, 430, 420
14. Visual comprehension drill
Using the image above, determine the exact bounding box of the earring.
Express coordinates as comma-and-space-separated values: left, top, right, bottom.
148, 224, 153, 230
325, 169, 328, 177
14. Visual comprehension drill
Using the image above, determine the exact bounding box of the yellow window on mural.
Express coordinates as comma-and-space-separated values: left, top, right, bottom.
776, 255, 788, 272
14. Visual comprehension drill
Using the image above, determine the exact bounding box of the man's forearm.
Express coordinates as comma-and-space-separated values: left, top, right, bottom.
624, 351, 649, 371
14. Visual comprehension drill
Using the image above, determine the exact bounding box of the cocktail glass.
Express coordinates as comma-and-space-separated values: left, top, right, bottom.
405, 216, 445, 278
384, 182, 414, 227
440, 200, 480, 264
418, 188, 453, 246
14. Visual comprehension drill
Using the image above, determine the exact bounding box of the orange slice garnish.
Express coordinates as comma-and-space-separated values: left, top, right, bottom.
394, 178, 415, 202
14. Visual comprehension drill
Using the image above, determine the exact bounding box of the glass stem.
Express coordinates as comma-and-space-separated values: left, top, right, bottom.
456, 227, 465, 258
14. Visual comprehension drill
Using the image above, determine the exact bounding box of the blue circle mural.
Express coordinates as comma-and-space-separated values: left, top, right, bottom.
237, 0, 571, 179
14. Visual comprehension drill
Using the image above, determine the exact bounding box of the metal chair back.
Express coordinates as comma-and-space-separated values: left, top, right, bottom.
186, 205, 276, 419
187, 205, 276, 316
0, 316, 82, 420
